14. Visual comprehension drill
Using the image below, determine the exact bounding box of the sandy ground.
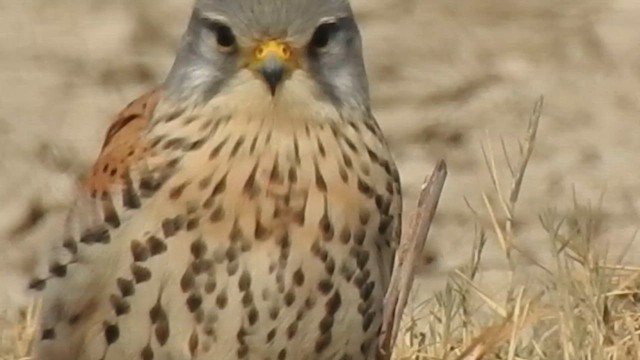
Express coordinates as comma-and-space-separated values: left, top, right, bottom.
1, 0, 640, 327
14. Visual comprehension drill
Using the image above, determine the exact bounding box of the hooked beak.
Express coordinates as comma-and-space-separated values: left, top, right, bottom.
252, 40, 293, 96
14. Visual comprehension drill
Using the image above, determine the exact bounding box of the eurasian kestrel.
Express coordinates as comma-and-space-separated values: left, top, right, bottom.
32, 0, 402, 359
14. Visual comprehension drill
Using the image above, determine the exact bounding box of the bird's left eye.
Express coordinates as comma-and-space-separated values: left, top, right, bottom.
309, 22, 340, 49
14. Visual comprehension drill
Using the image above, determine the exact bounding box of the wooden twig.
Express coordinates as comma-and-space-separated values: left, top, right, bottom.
377, 160, 448, 359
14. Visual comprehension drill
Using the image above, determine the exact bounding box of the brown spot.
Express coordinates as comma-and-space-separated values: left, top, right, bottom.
353, 228, 366, 246
353, 271, 367, 288
360, 281, 375, 302
161, 215, 184, 237
362, 311, 375, 331
186, 217, 200, 231
226, 245, 239, 262
340, 263, 356, 282
192, 259, 213, 274
248, 306, 259, 325
209, 205, 225, 222
255, 218, 270, 240
357, 178, 374, 198
319, 211, 334, 241
242, 289, 254, 307
284, 290, 295, 307
314, 161, 327, 192
293, 268, 305, 286
316, 137, 327, 157
122, 172, 141, 209
117, 278, 135, 297
205, 278, 217, 294
227, 260, 239, 276
293, 205, 306, 226
104, 323, 120, 344
338, 166, 349, 183
49, 262, 67, 277
339, 227, 351, 244
270, 157, 283, 184
315, 332, 332, 353
199, 175, 213, 190
155, 316, 170, 346
110, 294, 130, 316
190, 238, 208, 259
318, 279, 333, 295
230, 136, 246, 157
243, 162, 259, 198
139, 173, 165, 196
169, 181, 189, 200
385, 180, 394, 195
166, 137, 189, 150
356, 250, 370, 270
343, 153, 353, 169
326, 291, 341, 315
209, 136, 230, 159
288, 167, 297, 184
181, 267, 195, 293
195, 309, 205, 324
239, 270, 251, 292
216, 290, 228, 309
249, 135, 259, 154
101, 196, 121, 228
278, 349, 287, 360
359, 208, 371, 226
131, 264, 151, 283
319, 315, 333, 334
186, 138, 206, 151
270, 306, 280, 320
131, 240, 150, 262
140, 344, 153, 360
63, 238, 78, 254
80, 227, 110, 244
325, 257, 336, 275
343, 137, 357, 152
286, 321, 298, 339
375, 194, 390, 214
41, 328, 55, 340
238, 344, 249, 358
189, 330, 199, 356
187, 293, 203, 313
267, 328, 277, 343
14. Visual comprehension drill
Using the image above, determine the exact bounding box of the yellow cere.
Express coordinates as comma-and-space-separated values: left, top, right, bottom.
254, 40, 292, 61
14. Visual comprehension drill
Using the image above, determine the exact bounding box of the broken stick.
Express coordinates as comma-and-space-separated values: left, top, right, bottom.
377, 160, 448, 359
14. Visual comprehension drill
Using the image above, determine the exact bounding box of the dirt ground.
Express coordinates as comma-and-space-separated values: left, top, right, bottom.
1, 0, 640, 325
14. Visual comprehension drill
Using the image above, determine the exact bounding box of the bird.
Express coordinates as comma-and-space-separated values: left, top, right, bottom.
31, 0, 402, 359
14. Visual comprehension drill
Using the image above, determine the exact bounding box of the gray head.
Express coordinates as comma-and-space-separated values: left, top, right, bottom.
164, 0, 370, 110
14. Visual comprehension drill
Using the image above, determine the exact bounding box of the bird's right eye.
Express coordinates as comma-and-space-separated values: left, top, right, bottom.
202, 19, 237, 49
214, 24, 236, 48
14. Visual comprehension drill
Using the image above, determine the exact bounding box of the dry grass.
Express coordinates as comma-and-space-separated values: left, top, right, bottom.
4, 101, 640, 359
0, 301, 38, 360
392, 99, 640, 360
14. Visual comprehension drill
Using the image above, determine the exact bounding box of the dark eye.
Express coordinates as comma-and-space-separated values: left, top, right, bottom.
215, 24, 236, 47
202, 19, 236, 48
309, 22, 339, 49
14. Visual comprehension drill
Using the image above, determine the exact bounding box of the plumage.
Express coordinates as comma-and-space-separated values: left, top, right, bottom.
33, 1, 401, 359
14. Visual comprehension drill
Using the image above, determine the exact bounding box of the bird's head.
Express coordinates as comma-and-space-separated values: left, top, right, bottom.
164, 0, 370, 111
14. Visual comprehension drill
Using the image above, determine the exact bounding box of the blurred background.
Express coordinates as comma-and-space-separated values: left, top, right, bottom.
1, 0, 640, 324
